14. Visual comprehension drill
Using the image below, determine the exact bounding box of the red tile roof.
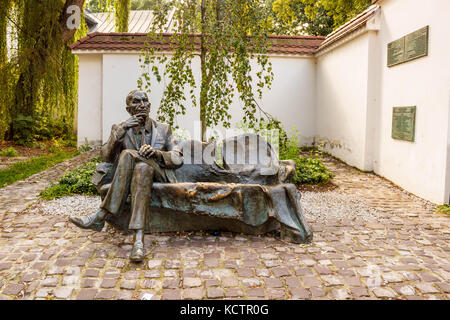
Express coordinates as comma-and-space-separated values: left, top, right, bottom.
69, 32, 325, 55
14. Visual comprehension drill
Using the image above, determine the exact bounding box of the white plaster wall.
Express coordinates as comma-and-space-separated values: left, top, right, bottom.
100, 53, 316, 144
315, 33, 371, 170
374, 0, 450, 204
77, 54, 103, 146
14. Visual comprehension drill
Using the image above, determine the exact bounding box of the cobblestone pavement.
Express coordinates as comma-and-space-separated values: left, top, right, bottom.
0, 153, 449, 300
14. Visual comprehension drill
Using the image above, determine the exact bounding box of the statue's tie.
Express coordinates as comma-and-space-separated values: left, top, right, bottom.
140, 127, 146, 147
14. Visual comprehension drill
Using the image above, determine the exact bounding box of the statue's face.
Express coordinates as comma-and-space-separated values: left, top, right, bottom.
126, 91, 150, 122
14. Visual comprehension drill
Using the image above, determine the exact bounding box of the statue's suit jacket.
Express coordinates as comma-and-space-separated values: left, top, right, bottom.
98, 117, 183, 185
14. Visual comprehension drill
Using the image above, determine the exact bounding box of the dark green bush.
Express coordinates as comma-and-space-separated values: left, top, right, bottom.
278, 127, 334, 185
40, 157, 101, 200
12, 112, 74, 146
293, 156, 334, 184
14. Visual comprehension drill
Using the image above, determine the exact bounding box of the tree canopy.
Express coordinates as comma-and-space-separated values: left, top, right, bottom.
0, 0, 88, 144
267, 0, 371, 36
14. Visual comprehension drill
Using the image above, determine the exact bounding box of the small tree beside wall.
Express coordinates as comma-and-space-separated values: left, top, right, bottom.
138, 0, 283, 142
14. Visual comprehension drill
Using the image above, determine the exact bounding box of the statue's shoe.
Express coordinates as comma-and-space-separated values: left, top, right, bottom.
69, 214, 105, 232
130, 242, 145, 262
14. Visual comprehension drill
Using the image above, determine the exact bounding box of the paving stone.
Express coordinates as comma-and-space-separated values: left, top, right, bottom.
42, 278, 59, 287
285, 277, 301, 288
147, 259, 162, 269
76, 289, 98, 300
351, 287, 370, 298
0, 263, 12, 271
2, 283, 24, 296
332, 288, 351, 300
207, 288, 224, 299
315, 265, 332, 275
120, 280, 137, 290
183, 288, 204, 299
382, 272, 404, 283
237, 268, 254, 277
436, 282, 450, 293
81, 279, 97, 288
395, 285, 415, 296
100, 279, 118, 289
289, 288, 310, 299
256, 268, 270, 277
123, 271, 141, 280
84, 269, 100, 277
205, 279, 219, 287
246, 288, 265, 298
163, 279, 180, 289
54, 287, 73, 299
162, 289, 181, 300
321, 275, 343, 286
62, 275, 79, 286
415, 283, 440, 294
183, 277, 202, 288
268, 288, 286, 299
310, 287, 326, 297
95, 290, 116, 299
418, 273, 441, 282
272, 267, 290, 277
116, 290, 134, 300
372, 287, 397, 299
301, 276, 321, 288
225, 288, 244, 298
140, 279, 159, 289
242, 278, 262, 287
35, 288, 52, 298
222, 277, 239, 287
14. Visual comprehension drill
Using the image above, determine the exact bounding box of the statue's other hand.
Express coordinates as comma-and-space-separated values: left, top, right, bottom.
123, 116, 140, 130
139, 144, 156, 159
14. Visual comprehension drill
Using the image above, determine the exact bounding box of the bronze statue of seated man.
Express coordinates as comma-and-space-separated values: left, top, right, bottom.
70, 90, 313, 263
70, 90, 183, 262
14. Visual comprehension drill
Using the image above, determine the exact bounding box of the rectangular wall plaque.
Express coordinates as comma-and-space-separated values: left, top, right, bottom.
392, 106, 416, 142
387, 26, 429, 67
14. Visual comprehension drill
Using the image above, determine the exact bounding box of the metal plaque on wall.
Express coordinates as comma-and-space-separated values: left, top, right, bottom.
387, 26, 429, 67
392, 106, 416, 142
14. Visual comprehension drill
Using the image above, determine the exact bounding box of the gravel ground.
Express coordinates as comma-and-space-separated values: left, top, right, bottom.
300, 191, 381, 223
25, 195, 101, 217
25, 190, 381, 224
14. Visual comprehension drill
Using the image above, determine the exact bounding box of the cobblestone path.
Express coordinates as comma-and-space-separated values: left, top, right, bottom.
0, 153, 448, 300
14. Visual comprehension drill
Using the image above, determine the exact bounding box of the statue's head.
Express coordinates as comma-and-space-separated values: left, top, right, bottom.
126, 90, 151, 123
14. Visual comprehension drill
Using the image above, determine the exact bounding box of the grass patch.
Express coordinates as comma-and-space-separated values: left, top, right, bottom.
0, 149, 80, 189
435, 204, 450, 215
40, 158, 101, 200
0, 147, 19, 157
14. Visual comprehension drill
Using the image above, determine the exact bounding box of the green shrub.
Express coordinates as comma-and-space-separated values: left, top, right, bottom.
435, 204, 450, 215
78, 138, 92, 153
293, 156, 334, 184
11, 112, 74, 146
0, 147, 19, 157
278, 127, 334, 185
62, 139, 77, 148
40, 158, 101, 200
